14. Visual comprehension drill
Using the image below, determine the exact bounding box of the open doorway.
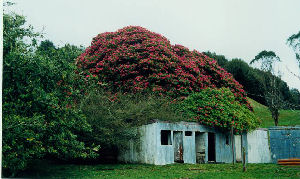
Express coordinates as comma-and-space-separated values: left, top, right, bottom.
208, 132, 216, 162
195, 132, 206, 163
173, 131, 184, 163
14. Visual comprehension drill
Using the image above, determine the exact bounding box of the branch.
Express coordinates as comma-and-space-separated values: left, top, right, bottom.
285, 65, 300, 81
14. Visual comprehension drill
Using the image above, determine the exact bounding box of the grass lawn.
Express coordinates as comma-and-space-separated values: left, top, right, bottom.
249, 98, 300, 128
18, 161, 300, 179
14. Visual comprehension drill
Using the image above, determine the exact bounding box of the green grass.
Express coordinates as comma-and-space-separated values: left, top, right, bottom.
17, 161, 300, 179
248, 98, 300, 128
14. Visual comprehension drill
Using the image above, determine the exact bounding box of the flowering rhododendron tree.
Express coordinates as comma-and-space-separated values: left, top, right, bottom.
77, 26, 251, 109
178, 88, 260, 133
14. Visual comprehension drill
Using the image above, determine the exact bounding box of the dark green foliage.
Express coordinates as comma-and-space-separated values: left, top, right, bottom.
80, 89, 184, 153
225, 59, 265, 104
251, 51, 279, 63
203, 51, 228, 67
287, 30, 300, 63
204, 51, 298, 110
288, 89, 300, 110
3, 12, 97, 176
38, 40, 56, 52
2, 115, 45, 174
177, 88, 260, 133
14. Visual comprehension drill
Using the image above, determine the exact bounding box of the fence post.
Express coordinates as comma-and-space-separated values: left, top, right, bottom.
243, 147, 247, 172
231, 126, 235, 164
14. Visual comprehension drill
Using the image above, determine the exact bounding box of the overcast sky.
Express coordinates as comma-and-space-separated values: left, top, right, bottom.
7, 0, 300, 90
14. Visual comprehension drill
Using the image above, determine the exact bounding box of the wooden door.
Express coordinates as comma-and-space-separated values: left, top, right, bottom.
174, 131, 184, 163
195, 132, 206, 163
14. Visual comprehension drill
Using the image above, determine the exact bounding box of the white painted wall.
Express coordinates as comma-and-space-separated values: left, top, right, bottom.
247, 129, 271, 163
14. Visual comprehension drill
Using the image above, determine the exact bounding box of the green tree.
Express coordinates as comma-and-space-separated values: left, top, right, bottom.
37, 39, 56, 54
80, 89, 184, 161
287, 30, 300, 78
250, 51, 282, 126
287, 31, 300, 62
178, 88, 260, 133
3, 12, 97, 176
225, 59, 265, 104
204, 51, 228, 67
288, 88, 300, 110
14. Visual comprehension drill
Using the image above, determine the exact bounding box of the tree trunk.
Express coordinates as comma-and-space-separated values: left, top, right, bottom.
274, 109, 279, 126
274, 116, 278, 126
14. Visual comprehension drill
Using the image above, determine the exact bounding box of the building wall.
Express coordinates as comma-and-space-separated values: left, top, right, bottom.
269, 127, 300, 163
119, 124, 300, 165
154, 122, 174, 165
215, 132, 233, 163
118, 123, 157, 164
183, 132, 196, 163
119, 121, 235, 165
246, 129, 271, 163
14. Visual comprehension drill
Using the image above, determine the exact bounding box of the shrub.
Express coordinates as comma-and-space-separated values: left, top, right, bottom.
76, 26, 251, 109
80, 89, 184, 153
3, 12, 98, 176
2, 115, 45, 175
178, 88, 260, 133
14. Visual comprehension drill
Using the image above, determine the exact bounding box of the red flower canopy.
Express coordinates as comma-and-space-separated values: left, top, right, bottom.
77, 26, 251, 109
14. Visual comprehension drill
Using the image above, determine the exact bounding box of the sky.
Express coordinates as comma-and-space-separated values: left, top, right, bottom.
6, 0, 300, 90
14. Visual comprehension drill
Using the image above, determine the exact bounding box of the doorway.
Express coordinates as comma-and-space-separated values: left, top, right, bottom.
208, 132, 216, 162
195, 132, 206, 163
173, 131, 184, 163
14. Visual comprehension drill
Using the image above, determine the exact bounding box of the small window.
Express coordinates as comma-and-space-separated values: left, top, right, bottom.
226, 135, 229, 145
185, 131, 192, 136
161, 130, 172, 145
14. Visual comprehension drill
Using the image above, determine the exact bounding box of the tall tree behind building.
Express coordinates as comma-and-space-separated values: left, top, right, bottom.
250, 50, 282, 126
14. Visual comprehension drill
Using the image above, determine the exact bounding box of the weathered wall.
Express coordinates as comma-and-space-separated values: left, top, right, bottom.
183, 132, 196, 163
155, 123, 174, 165
120, 121, 235, 165
120, 124, 300, 165
269, 127, 300, 163
154, 122, 203, 165
118, 123, 157, 164
215, 132, 233, 163
246, 129, 271, 163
